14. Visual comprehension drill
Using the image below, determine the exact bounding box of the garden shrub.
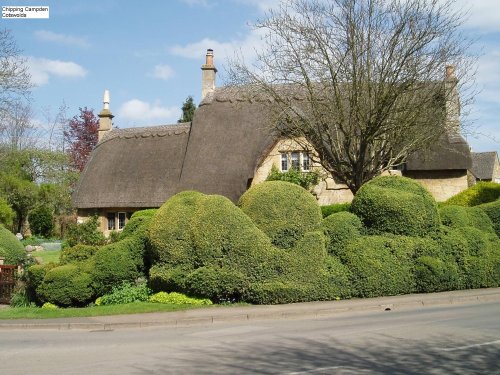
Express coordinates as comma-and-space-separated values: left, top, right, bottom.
147, 191, 204, 265
351, 176, 440, 237
0, 224, 25, 264
444, 181, 500, 207
238, 181, 322, 248
95, 281, 150, 305
148, 291, 212, 305
91, 240, 140, 295
321, 203, 351, 218
149, 264, 189, 293
59, 244, 98, 265
119, 209, 157, 241
478, 199, 500, 237
414, 256, 461, 293
439, 205, 495, 234
37, 264, 93, 307
64, 216, 106, 247
245, 280, 312, 304
322, 212, 363, 257
184, 266, 249, 302
342, 236, 416, 298
266, 164, 320, 190
29, 205, 54, 237
322, 256, 352, 299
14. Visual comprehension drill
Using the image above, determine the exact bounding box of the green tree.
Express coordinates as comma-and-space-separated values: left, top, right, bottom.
178, 96, 196, 123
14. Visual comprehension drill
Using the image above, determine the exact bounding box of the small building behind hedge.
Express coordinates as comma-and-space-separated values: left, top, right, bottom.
73, 49, 477, 235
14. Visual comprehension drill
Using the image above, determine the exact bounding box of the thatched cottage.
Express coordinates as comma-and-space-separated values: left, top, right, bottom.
72, 50, 473, 235
470, 152, 500, 183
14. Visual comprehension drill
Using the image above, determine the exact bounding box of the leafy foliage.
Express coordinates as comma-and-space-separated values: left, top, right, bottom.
64, 216, 106, 247
444, 182, 500, 207
351, 176, 440, 237
29, 204, 54, 237
239, 181, 322, 248
321, 203, 351, 218
322, 211, 363, 257
95, 282, 150, 306
64, 107, 99, 172
0, 224, 25, 264
149, 291, 212, 305
59, 244, 98, 265
478, 199, 500, 237
266, 165, 320, 190
0, 196, 14, 228
439, 205, 495, 234
178, 96, 197, 123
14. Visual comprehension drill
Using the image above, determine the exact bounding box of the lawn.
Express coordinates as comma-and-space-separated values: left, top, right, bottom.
30, 249, 61, 265
0, 302, 213, 320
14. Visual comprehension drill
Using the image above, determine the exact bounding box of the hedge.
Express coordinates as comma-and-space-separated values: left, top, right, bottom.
322, 211, 363, 257
342, 236, 416, 297
0, 224, 25, 264
321, 203, 351, 218
90, 238, 141, 295
26, 263, 57, 304
238, 181, 322, 248
444, 182, 500, 207
351, 176, 440, 237
414, 256, 461, 293
119, 209, 157, 241
478, 199, 500, 237
59, 244, 98, 265
37, 264, 93, 307
439, 205, 495, 234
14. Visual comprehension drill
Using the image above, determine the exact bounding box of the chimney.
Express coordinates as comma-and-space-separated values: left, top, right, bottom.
98, 89, 114, 142
201, 49, 217, 101
444, 65, 460, 133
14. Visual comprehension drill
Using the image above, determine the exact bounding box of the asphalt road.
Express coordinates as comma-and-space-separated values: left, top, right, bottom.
1, 301, 499, 375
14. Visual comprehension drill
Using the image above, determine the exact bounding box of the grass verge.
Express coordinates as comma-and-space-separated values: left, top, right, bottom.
30, 249, 61, 265
0, 302, 212, 320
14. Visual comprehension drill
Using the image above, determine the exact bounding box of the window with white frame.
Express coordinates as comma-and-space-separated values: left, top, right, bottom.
280, 151, 312, 172
118, 212, 126, 230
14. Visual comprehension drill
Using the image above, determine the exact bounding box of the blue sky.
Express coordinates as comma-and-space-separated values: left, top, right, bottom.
2, 0, 499, 153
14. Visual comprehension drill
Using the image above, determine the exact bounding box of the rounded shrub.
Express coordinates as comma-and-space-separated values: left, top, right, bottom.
0, 197, 14, 228
26, 263, 57, 303
342, 235, 416, 298
37, 264, 93, 307
478, 199, 500, 237
59, 244, 98, 265
414, 256, 461, 293
0, 224, 25, 264
439, 205, 495, 234
322, 212, 363, 257
445, 181, 500, 207
119, 209, 157, 241
91, 240, 140, 295
321, 203, 351, 218
147, 191, 204, 265
238, 181, 322, 248
351, 176, 440, 237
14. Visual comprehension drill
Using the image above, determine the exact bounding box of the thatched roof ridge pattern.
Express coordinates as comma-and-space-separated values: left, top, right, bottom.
471, 151, 498, 180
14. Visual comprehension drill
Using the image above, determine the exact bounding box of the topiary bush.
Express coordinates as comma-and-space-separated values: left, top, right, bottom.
119, 209, 157, 241
414, 256, 461, 293
444, 182, 500, 207
238, 181, 322, 248
342, 235, 416, 298
0, 224, 25, 264
322, 212, 363, 257
439, 205, 495, 234
147, 191, 204, 266
37, 264, 94, 307
25, 263, 57, 304
351, 176, 440, 237
91, 239, 141, 295
478, 199, 500, 237
321, 203, 351, 218
59, 244, 98, 265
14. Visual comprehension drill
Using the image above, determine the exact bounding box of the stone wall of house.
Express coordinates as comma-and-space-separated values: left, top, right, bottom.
493, 158, 500, 183
76, 208, 139, 237
403, 170, 469, 202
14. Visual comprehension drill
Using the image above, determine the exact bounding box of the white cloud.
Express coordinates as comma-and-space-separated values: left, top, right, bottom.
34, 30, 90, 48
170, 28, 266, 63
118, 99, 181, 123
454, 0, 500, 32
150, 64, 175, 80
27, 57, 87, 86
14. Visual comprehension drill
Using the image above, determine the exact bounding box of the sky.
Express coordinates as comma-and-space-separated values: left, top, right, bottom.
1, 0, 499, 153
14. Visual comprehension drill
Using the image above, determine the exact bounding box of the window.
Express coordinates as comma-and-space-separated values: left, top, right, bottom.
281, 153, 288, 171
118, 212, 126, 230
302, 152, 310, 171
280, 151, 312, 172
107, 212, 115, 231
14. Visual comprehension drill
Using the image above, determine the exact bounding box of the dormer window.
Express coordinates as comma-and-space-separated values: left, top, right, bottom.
280, 151, 312, 172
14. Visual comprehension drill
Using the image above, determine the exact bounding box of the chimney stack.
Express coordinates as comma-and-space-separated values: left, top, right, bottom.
201, 49, 217, 101
98, 89, 114, 142
445, 65, 456, 80
444, 65, 460, 133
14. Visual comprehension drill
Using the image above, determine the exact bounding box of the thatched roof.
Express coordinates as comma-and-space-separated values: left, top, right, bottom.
471, 151, 499, 180
405, 131, 471, 171
72, 91, 276, 209
73, 86, 471, 209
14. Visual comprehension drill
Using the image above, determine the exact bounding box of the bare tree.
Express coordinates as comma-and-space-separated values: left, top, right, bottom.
0, 28, 31, 114
229, 0, 476, 193
0, 100, 36, 150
